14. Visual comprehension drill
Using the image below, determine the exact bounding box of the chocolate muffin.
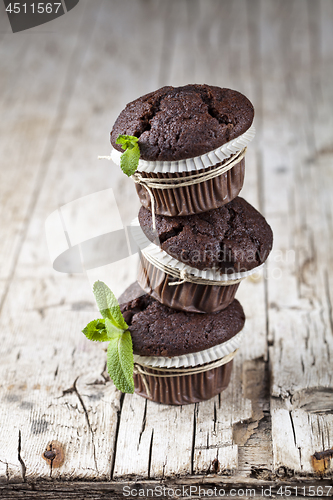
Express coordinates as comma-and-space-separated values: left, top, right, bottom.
111, 84, 254, 162
138, 197, 273, 274
119, 284, 245, 357
118, 282, 244, 405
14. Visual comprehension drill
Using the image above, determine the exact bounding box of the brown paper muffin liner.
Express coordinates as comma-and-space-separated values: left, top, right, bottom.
138, 253, 240, 313
134, 358, 234, 405
135, 156, 245, 217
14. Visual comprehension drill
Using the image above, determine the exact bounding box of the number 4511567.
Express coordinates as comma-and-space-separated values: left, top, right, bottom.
6, 3, 62, 14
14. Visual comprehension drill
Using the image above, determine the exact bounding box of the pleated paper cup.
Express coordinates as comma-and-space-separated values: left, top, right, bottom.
111, 125, 255, 217
133, 329, 243, 406
135, 156, 245, 217
133, 359, 234, 405
138, 252, 240, 313
137, 241, 264, 314
133, 328, 244, 369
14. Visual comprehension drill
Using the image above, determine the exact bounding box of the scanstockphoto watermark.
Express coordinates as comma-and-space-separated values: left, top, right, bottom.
122, 485, 259, 497
3, 0, 80, 33
122, 484, 333, 498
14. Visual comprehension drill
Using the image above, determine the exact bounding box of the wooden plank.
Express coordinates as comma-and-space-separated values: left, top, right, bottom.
2, 477, 333, 499
258, 0, 333, 475
0, 0, 85, 312
0, 0, 173, 482
0, 0, 122, 481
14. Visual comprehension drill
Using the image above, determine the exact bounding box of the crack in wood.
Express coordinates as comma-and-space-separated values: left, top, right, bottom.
110, 393, 125, 480
190, 403, 198, 475
138, 399, 147, 448
289, 408, 303, 470
86, 363, 110, 387
147, 429, 154, 479
17, 431, 26, 483
325, 271, 333, 339
100, 361, 109, 383
72, 378, 98, 473
213, 401, 217, 434
161, 458, 166, 480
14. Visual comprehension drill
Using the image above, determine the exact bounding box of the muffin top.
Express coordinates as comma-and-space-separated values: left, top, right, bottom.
111, 84, 254, 162
139, 197, 273, 274
119, 282, 245, 357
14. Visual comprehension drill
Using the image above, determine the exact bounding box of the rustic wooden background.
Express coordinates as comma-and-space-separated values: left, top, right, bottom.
0, 0, 333, 497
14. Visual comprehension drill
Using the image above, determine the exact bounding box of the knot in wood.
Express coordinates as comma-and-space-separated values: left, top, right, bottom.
42, 440, 65, 468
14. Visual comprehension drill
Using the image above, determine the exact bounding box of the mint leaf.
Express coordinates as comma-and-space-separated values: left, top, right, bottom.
105, 317, 125, 339
83, 281, 134, 394
116, 134, 140, 177
107, 331, 134, 393
93, 281, 128, 330
82, 319, 108, 342
116, 135, 139, 149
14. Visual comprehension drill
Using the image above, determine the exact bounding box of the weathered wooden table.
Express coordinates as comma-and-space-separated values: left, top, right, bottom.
0, 1, 332, 498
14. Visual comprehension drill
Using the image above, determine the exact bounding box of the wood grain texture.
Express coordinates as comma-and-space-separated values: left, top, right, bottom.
0, 0, 332, 486
1, 477, 333, 500
258, 0, 333, 476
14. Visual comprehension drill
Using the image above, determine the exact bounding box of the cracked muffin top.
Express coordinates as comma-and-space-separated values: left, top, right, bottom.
138, 197, 273, 274
110, 84, 254, 162
119, 282, 245, 357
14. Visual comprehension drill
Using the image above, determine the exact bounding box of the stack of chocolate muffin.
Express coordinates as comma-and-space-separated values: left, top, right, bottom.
110, 85, 273, 405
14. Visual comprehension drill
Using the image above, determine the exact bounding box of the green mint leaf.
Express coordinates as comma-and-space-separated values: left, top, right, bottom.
116, 134, 140, 177
116, 134, 139, 149
93, 281, 128, 330
107, 331, 134, 393
82, 319, 108, 342
105, 317, 125, 339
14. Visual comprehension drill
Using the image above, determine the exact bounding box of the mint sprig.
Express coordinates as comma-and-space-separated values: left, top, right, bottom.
93, 281, 128, 330
82, 281, 134, 394
82, 319, 109, 342
116, 135, 140, 177
107, 331, 134, 394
